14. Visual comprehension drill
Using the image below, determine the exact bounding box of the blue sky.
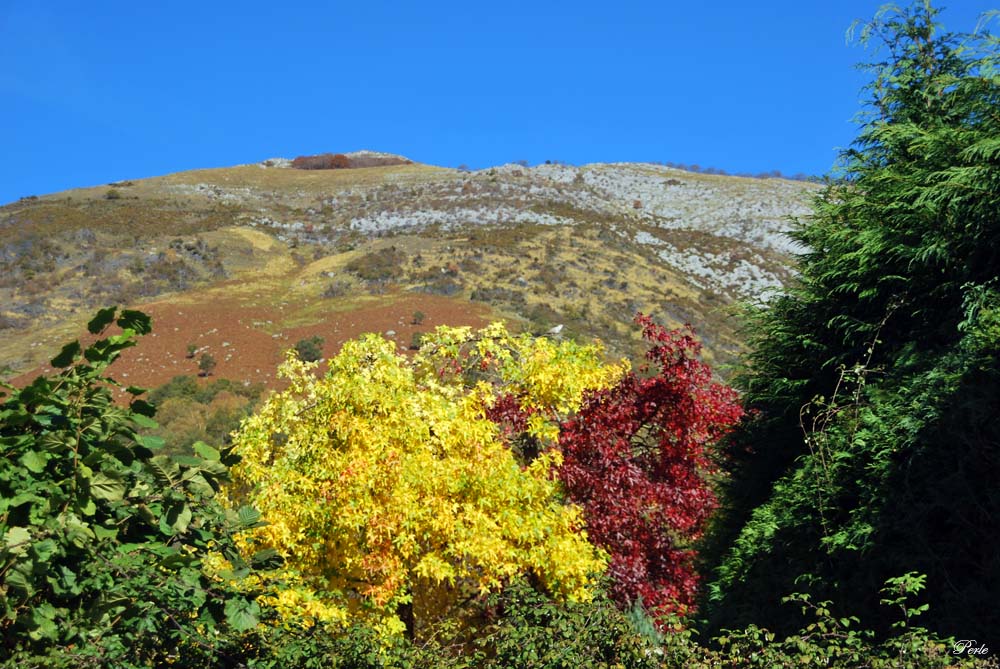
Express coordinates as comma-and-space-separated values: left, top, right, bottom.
0, 1, 992, 204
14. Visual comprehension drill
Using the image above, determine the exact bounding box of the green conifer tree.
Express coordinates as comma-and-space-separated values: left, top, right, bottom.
704, 1, 1000, 639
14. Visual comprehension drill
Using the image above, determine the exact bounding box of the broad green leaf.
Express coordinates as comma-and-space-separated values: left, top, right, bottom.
5, 566, 33, 593
38, 432, 71, 453
149, 456, 179, 486
224, 597, 260, 632
136, 434, 165, 451
197, 459, 229, 478
93, 525, 118, 541
50, 341, 81, 368
167, 503, 193, 533
4, 526, 32, 555
64, 516, 96, 548
30, 538, 58, 562
131, 413, 158, 430
117, 309, 152, 335
236, 506, 262, 528
87, 307, 117, 334
77, 496, 97, 516
19, 450, 47, 473
183, 472, 216, 497
89, 471, 126, 502
28, 603, 59, 641
130, 399, 156, 417
192, 441, 221, 461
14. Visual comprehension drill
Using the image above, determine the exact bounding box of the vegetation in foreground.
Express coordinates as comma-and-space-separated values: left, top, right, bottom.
2, 309, 988, 668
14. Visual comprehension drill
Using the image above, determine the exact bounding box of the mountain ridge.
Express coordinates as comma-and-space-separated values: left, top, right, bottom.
1, 155, 819, 389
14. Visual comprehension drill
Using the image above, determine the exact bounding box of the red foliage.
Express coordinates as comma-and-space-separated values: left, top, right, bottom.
291, 153, 350, 170
556, 314, 742, 619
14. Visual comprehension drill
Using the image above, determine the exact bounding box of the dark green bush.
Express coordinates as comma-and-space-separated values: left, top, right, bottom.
293, 336, 324, 363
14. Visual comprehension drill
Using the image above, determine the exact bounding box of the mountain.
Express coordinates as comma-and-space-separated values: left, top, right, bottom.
0, 152, 818, 391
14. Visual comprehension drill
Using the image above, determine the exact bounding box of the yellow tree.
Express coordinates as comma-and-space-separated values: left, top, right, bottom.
229, 323, 626, 637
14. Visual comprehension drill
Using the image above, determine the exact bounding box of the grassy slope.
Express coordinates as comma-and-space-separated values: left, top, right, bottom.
0, 158, 818, 384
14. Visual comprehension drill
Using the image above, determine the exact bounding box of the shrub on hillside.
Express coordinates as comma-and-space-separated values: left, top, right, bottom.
322, 280, 352, 298
198, 352, 217, 376
291, 153, 350, 170
345, 246, 406, 281
293, 335, 324, 362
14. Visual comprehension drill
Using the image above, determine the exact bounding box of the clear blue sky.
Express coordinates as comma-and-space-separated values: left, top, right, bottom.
0, 1, 992, 204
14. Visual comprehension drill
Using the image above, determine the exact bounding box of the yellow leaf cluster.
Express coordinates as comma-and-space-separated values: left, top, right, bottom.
229, 324, 624, 633
416, 322, 629, 443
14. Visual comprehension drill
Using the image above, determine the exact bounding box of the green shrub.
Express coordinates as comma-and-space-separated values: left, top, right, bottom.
472, 579, 659, 668
0, 308, 271, 667
198, 352, 217, 376
293, 336, 324, 362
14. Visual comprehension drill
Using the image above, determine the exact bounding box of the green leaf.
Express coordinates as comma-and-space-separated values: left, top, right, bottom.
64, 516, 96, 548
87, 307, 118, 334
168, 503, 193, 533
183, 472, 216, 497
117, 309, 152, 335
136, 434, 165, 451
149, 456, 179, 487
125, 385, 148, 396
224, 597, 260, 632
89, 471, 126, 502
19, 450, 48, 473
130, 399, 156, 417
5, 566, 33, 593
93, 525, 118, 541
29, 602, 59, 641
77, 496, 97, 516
4, 526, 32, 555
198, 459, 229, 478
30, 538, 58, 562
131, 413, 158, 430
250, 548, 283, 570
193, 441, 221, 461
236, 505, 262, 528
51, 341, 81, 368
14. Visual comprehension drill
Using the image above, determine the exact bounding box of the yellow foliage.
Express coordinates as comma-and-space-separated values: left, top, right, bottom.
230, 323, 624, 634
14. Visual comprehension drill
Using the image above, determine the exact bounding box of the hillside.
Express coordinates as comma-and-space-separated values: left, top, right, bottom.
0, 152, 818, 390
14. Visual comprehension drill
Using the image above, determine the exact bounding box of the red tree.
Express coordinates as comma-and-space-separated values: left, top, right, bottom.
556, 315, 742, 619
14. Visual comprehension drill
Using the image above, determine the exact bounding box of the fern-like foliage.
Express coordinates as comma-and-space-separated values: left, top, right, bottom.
704, 1, 1000, 640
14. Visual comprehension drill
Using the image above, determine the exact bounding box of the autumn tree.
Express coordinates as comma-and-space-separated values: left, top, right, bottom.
558, 316, 742, 620
228, 323, 625, 638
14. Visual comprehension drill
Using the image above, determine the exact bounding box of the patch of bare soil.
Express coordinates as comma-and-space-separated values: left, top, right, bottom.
10, 294, 493, 401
